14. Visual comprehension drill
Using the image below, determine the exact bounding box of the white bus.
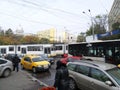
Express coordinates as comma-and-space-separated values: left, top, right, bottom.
0, 44, 54, 57
54, 44, 68, 57
0, 43, 68, 57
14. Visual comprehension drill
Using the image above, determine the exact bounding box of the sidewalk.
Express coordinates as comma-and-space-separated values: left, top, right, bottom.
0, 70, 47, 90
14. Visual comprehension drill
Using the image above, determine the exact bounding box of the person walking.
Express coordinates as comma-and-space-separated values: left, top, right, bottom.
12, 54, 20, 72
54, 60, 69, 90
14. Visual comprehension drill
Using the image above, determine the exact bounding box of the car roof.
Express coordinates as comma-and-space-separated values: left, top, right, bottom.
67, 60, 117, 70
24, 54, 39, 58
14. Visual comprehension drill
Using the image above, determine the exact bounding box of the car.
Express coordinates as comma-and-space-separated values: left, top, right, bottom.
60, 56, 81, 65
0, 58, 13, 77
40, 54, 55, 65
67, 60, 120, 90
5, 54, 15, 61
20, 55, 50, 73
5, 54, 23, 61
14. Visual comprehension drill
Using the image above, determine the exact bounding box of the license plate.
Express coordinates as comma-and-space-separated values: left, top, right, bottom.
44, 65, 48, 69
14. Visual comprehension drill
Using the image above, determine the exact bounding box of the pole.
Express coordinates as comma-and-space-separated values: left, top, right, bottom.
83, 10, 95, 41
88, 9, 95, 40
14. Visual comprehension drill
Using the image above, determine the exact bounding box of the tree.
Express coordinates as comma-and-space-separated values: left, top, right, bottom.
77, 32, 86, 42
20, 35, 39, 44
0, 27, 4, 36
86, 14, 107, 36
112, 22, 120, 30
39, 38, 50, 44
5, 28, 14, 36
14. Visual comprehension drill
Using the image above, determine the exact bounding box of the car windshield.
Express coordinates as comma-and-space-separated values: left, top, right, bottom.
107, 67, 120, 85
32, 57, 44, 62
41, 55, 48, 58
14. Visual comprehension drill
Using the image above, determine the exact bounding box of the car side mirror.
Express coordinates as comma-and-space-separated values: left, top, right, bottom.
105, 81, 112, 86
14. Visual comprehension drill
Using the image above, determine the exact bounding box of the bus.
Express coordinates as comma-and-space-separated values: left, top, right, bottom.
0, 43, 68, 57
0, 44, 54, 57
54, 44, 68, 57
68, 39, 120, 65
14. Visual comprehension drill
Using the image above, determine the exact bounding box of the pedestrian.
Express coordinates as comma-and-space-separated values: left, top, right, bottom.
54, 60, 69, 90
12, 54, 20, 72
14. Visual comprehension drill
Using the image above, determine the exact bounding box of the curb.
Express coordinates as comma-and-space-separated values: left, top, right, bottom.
21, 70, 48, 87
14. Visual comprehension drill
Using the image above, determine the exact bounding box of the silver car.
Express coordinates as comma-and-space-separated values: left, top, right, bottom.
0, 58, 13, 77
67, 60, 120, 90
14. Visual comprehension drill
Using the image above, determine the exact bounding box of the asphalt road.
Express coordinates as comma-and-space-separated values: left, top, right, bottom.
31, 62, 56, 86
24, 58, 80, 90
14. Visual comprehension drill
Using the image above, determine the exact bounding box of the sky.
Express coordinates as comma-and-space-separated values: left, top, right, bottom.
0, 0, 114, 35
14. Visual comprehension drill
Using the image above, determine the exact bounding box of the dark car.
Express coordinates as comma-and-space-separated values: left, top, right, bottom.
5, 54, 16, 61
40, 54, 55, 65
60, 56, 82, 65
5, 54, 23, 61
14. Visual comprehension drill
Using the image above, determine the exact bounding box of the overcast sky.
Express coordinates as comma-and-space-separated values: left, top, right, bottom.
0, 0, 114, 34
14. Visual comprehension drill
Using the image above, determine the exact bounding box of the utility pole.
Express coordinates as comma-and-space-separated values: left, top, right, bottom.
83, 9, 95, 40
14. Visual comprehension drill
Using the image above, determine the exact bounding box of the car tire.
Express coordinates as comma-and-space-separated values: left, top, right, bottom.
21, 64, 24, 69
69, 78, 78, 90
3, 69, 11, 77
32, 67, 37, 73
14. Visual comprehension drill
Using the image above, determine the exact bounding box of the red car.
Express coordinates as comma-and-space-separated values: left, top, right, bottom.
60, 56, 82, 65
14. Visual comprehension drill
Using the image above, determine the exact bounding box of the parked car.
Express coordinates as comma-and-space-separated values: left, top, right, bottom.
60, 56, 81, 65
0, 58, 13, 77
5, 54, 23, 61
40, 54, 55, 65
21, 55, 50, 73
5, 54, 15, 61
67, 60, 120, 90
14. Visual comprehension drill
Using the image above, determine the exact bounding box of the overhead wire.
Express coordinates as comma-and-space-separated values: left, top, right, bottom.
4, 0, 84, 24
0, 0, 90, 32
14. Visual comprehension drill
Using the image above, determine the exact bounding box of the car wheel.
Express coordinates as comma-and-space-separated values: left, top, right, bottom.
21, 64, 24, 69
69, 78, 77, 90
3, 69, 11, 77
32, 67, 37, 73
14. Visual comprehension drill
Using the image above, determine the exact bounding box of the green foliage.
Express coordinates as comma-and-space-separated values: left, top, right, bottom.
86, 14, 107, 36
0, 27, 52, 45
5, 28, 13, 36
39, 38, 50, 44
77, 33, 86, 42
112, 22, 120, 30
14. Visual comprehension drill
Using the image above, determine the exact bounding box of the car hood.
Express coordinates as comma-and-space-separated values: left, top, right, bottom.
34, 61, 50, 65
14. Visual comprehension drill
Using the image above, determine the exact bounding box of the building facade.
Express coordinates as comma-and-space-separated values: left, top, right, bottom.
108, 0, 120, 31
37, 28, 77, 43
37, 28, 56, 42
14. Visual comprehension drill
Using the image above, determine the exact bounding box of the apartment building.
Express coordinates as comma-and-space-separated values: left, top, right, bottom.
108, 0, 120, 31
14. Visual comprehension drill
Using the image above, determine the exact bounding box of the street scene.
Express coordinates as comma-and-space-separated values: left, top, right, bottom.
0, 0, 120, 90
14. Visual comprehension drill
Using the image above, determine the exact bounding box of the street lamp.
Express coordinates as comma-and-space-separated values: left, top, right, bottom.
83, 9, 95, 40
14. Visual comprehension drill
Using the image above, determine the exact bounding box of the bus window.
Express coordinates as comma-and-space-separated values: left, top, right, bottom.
88, 47, 94, 56
115, 47, 120, 64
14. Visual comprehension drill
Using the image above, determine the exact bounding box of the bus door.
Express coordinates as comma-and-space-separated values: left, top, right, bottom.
21, 48, 26, 55
1, 48, 6, 55
114, 46, 120, 64
44, 47, 51, 56
104, 47, 114, 64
